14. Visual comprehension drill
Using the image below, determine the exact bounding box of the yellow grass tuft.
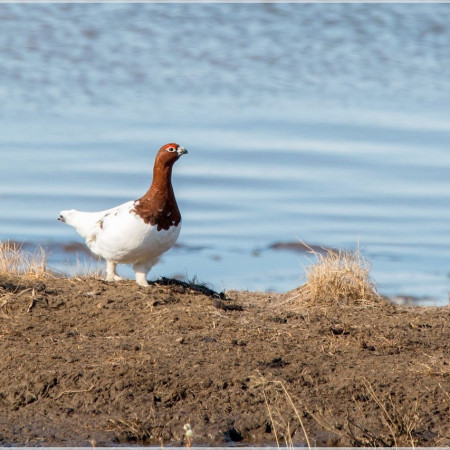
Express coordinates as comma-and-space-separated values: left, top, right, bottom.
69, 255, 105, 279
297, 245, 381, 306
0, 240, 49, 280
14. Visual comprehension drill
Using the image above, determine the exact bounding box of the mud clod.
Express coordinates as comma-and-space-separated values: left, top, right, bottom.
225, 426, 244, 442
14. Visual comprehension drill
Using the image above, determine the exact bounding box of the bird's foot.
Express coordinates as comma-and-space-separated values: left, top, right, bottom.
105, 261, 122, 282
105, 274, 123, 282
135, 273, 149, 287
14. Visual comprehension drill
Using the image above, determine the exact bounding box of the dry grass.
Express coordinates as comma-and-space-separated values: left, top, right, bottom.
106, 417, 152, 442
0, 240, 49, 280
0, 240, 106, 281
312, 378, 421, 447
293, 245, 381, 306
106, 412, 169, 445
413, 354, 450, 378
69, 256, 105, 279
253, 373, 422, 448
251, 372, 311, 449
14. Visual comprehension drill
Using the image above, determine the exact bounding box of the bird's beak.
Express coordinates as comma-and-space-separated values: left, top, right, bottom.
177, 146, 188, 156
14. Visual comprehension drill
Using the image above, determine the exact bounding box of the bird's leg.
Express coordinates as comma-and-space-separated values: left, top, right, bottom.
105, 261, 122, 281
133, 263, 149, 287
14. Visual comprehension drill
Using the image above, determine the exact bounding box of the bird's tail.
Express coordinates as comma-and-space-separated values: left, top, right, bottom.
58, 209, 77, 225
58, 209, 101, 240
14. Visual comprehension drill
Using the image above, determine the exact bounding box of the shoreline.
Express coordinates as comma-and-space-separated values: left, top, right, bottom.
0, 274, 448, 447
2, 239, 446, 306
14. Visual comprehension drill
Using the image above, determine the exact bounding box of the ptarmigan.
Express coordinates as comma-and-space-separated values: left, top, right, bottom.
58, 143, 188, 286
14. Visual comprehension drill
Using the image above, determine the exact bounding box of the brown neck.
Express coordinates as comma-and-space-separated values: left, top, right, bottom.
132, 162, 181, 231
147, 164, 174, 199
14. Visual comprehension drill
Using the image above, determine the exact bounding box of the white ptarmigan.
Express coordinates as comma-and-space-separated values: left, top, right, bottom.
58, 143, 188, 286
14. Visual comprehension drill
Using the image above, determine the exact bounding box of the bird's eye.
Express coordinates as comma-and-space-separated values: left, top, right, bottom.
167, 147, 176, 152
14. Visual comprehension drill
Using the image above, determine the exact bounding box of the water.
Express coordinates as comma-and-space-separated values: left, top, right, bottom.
0, 4, 449, 304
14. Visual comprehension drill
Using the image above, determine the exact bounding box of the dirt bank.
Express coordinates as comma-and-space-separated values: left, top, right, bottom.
0, 275, 448, 447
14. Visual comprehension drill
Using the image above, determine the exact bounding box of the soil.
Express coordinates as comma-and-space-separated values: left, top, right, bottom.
0, 275, 448, 447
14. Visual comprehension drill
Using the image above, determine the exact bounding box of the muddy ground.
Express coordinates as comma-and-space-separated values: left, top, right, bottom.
0, 275, 448, 447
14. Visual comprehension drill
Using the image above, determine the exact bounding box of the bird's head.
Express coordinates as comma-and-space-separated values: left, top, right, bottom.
155, 143, 188, 167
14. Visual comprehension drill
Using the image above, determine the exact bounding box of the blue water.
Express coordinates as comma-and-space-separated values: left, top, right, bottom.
0, 4, 449, 304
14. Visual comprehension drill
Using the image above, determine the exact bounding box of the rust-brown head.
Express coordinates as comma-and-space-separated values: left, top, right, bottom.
154, 143, 188, 168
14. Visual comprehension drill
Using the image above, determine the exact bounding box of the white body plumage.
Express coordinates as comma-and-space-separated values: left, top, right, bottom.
60, 201, 180, 269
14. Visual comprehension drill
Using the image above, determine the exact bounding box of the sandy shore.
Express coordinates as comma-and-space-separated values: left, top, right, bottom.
0, 275, 448, 447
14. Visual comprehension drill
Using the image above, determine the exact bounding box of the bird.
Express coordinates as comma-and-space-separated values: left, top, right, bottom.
58, 143, 188, 286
